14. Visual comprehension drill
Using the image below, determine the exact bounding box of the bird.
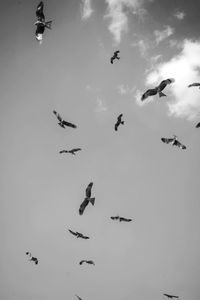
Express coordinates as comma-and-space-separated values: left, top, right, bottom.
59, 148, 82, 155
79, 182, 95, 215
53, 110, 77, 129
26, 252, 38, 265
75, 295, 82, 300
195, 122, 200, 128
68, 229, 89, 239
35, 2, 52, 44
141, 78, 175, 101
161, 135, 186, 150
188, 82, 200, 89
111, 216, 132, 222
110, 50, 120, 64
163, 294, 179, 299
79, 260, 95, 265
114, 114, 124, 131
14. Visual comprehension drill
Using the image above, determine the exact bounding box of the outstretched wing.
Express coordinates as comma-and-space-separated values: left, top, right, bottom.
62, 120, 77, 128
75, 295, 82, 300
53, 110, 62, 122
68, 229, 77, 236
188, 82, 200, 88
163, 294, 179, 299
111, 216, 119, 220
85, 182, 93, 197
79, 199, 89, 215
161, 137, 174, 144
114, 120, 119, 131
141, 88, 158, 101
110, 57, 114, 64
117, 113, 123, 121
71, 148, 82, 152
120, 217, 132, 222
36, 1, 45, 21
114, 50, 120, 55
158, 78, 175, 92
195, 122, 200, 128
174, 139, 186, 149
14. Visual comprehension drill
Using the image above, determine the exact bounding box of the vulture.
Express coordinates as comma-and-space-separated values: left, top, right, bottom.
163, 294, 179, 299
26, 252, 38, 265
79, 182, 95, 215
35, 1, 52, 44
79, 260, 95, 265
110, 50, 120, 64
195, 122, 200, 128
111, 216, 132, 222
53, 110, 77, 129
75, 295, 82, 300
68, 229, 89, 239
188, 83, 200, 89
114, 114, 124, 131
141, 78, 175, 101
59, 148, 82, 155
161, 135, 186, 150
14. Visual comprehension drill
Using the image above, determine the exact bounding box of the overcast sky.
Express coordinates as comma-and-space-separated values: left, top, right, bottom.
1, 1, 200, 300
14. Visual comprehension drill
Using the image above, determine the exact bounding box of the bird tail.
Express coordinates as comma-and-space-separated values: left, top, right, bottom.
45, 21, 52, 29
89, 197, 95, 205
159, 91, 166, 97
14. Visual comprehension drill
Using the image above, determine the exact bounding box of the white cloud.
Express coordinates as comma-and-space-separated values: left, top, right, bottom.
118, 84, 135, 95
154, 25, 174, 45
81, 0, 93, 20
132, 39, 149, 57
174, 11, 186, 20
144, 39, 200, 120
95, 98, 108, 112
105, 0, 152, 44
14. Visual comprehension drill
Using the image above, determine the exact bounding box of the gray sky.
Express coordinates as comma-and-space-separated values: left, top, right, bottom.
1, 1, 200, 300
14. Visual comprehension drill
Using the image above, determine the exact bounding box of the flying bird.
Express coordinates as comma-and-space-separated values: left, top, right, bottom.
110, 50, 120, 64
75, 295, 82, 300
188, 82, 200, 89
26, 252, 38, 265
68, 229, 89, 239
163, 294, 179, 299
111, 216, 132, 222
79, 260, 95, 265
59, 148, 82, 155
79, 182, 95, 215
53, 110, 77, 129
195, 122, 200, 128
35, 2, 52, 44
141, 78, 175, 101
114, 114, 124, 131
161, 135, 186, 150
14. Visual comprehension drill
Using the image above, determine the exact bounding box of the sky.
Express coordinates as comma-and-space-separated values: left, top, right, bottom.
1, 0, 200, 300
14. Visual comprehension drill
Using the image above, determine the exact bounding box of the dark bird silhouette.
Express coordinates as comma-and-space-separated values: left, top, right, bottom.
68, 229, 89, 239
79, 182, 95, 215
53, 110, 77, 129
111, 216, 132, 222
59, 148, 82, 155
26, 252, 38, 265
141, 78, 175, 101
114, 114, 124, 131
75, 295, 82, 300
110, 50, 120, 64
188, 83, 200, 89
35, 2, 52, 43
79, 260, 95, 265
195, 122, 200, 128
161, 135, 186, 150
163, 294, 179, 299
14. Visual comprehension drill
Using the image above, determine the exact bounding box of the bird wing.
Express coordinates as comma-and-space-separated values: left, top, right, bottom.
62, 120, 77, 128
114, 121, 119, 131
188, 83, 200, 87
117, 114, 123, 121
68, 229, 77, 236
35, 23, 45, 35
53, 110, 62, 122
82, 235, 89, 239
161, 137, 174, 144
114, 50, 120, 55
141, 88, 157, 101
79, 199, 89, 215
36, 1, 45, 21
195, 122, 200, 128
75, 295, 82, 300
174, 140, 186, 149
72, 148, 82, 152
110, 57, 114, 64
85, 182, 93, 197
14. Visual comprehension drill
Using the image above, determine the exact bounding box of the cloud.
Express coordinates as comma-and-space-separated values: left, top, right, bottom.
174, 11, 186, 20
154, 25, 174, 45
132, 39, 149, 58
118, 84, 135, 95
95, 98, 108, 112
105, 0, 152, 44
144, 39, 200, 120
81, 0, 93, 20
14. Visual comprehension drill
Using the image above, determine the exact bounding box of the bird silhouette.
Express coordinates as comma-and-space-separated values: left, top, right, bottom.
195, 122, 200, 128
110, 50, 120, 64
75, 295, 82, 300
111, 216, 132, 222
26, 252, 38, 265
161, 135, 186, 150
53, 110, 77, 129
68, 229, 89, 239
114, 114, 124, 131
79, 182, 95, 215
59, 148, 82, 155
79, 260, 95, 265
35, 1, 52, 43
141, 78, 175, 101
188, 82, 200, 89
163, 294, 179, 299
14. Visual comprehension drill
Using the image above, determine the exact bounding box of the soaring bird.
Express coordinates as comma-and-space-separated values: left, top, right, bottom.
75, 295, 82, 300
195, 122, 200, 128
188, 82, 200, 89
161, 135, 186, 150
53, 110, 77, 129
141, 78, 175, 101
111, 216, 132, 222
35, 2, 52, 43
114, 114, 124, 131
26, 252, 38, 265
163, 294, 179, 299
68, 229, 89, 239
59, 148, 82, 155
79, 182, 95, 215
79, 260, 95, 265
110, 50, 120, 64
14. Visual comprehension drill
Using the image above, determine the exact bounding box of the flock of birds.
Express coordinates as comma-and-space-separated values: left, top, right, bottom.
24, 2, 200, 300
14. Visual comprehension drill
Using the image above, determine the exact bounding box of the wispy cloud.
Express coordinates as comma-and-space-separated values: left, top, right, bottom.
118, 84, 135, 95
105, 0, 153, 44
154, 25, 174, 45
81, 0, 93, 20
95, 98, 108, 112
144, 39, 200, 120
132, 39, 150, 58
174, 11, 186, 20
